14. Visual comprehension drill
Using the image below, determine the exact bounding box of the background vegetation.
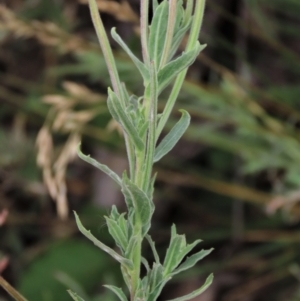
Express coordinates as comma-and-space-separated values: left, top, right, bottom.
0, 0, 300, 300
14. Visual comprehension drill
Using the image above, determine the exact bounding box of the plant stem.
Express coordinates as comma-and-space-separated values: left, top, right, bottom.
140, 0, 150, 65
156, 0, 206, 139
88, 0, 136, 178
142, 62, 158, 192
88, 0, 123, 101
159, 0, 177, 69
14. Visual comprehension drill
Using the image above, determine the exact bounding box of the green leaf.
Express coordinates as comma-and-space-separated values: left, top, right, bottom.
152, 0, 159, 13
148, 263, 164, 293
171, 248, 214, 276
136, 277, 149, 301
146, 235, 160, 264
107, 93, 122, 123
121, 266, 131, 292
107, 89, 144, 151
165, 225, 211, 277
163, 235, 186, 276
110, 205, 120, 221
125, 235, 139, 260
142, 257, 150, 273
74, 212, 133, 270
154, 110, 191, 162
173, 1, 184, 36
165, 274, 213, 301
149, 0, 169, 68
138, 120, 149, 140
105, 216, 128, 252
117, 213, 128, 243
68, 290, 86, 301
147, 173, 157, 199
169, 19, 192, 60
122, 175, 154, 236
103, 285, 128, 301
77, 144, 122, 186
111, 28, 150, 84
148, 277, 171, 301
157, 43, 205, 92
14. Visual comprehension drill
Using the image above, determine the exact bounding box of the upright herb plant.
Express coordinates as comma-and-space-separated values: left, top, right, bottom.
71, 0, 213, 300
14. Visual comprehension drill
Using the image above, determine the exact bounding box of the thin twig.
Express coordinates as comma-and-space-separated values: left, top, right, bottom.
0, 277, 29, 301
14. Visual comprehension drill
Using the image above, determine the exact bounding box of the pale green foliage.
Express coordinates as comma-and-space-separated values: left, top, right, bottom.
71, 0, 213, 301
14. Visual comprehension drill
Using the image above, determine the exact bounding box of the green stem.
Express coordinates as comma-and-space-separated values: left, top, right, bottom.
125, 136, 136, 180
88, 0, 123, 101
130, 235, 142, 300
156, 0, 206, 139
88, 0, 136, 178
159, 0, 177, 69
140, 0, 150, 65
184, 0, 194, 23
142, 61, 158, 191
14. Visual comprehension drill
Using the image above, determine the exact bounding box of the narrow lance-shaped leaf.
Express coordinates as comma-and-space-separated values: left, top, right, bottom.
118, 213, 128, 242
163, 235, 185, 276
107, 93, 122, 124
168, 18, 193, 61
146, 234, 160, 264
108, 88, 144, 151
154, 110, 191, 162
122, 174, 154, 236
171, 248, 214, 276
175, 239, 202, 264
67, 290, 85, 301
172, 1, 184, 39
110, 205, 120, 221
105, 217, 128, 252
142, 257, 150, 273
152, 0, 159, 13
165, 274, 214, 301
111, 28, 150, 85
74, 212, 133, 270
148, 277, 171, 301
103, 285, 128, 301
148, 0, 169, 68
125, 235, 139, 259
77, 144, 122, 186
148, 263, 164, 293
157, 43, 205, 92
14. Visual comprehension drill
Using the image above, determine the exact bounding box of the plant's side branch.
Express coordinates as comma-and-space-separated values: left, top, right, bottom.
157, 0, 206, 137
88, 0, 136, 178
